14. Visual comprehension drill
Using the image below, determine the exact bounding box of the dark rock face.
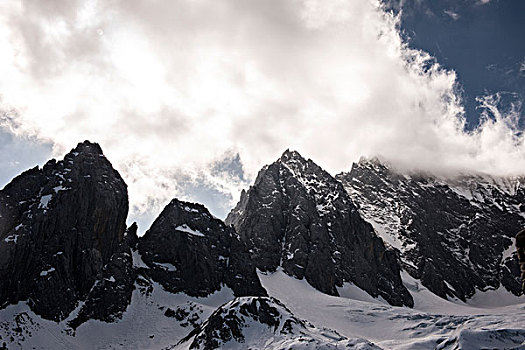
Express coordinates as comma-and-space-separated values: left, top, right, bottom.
336, 158, 525, 301
138, 199, 266, 298
226, 150, 413, 307
0, 141, 129, 321
516, 229, 525, 292
68, 224, 138, 329
176, 296, 382, 350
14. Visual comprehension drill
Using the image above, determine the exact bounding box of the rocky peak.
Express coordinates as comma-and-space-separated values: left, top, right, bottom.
227, 151, 413, 307
175, 296, 382, 350
337, 159, 525, 300
278, 149, 309, 168
356, 156, 385, 167
279, 148, 302, 160
278, 149, 334, 183
70, 139, 104, 155
0, 141, 129, 321
138, 198, 266, 298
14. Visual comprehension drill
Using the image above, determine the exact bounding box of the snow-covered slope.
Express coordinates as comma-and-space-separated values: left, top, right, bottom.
2, 266, 523, 349
0, 274, 236, 349
258, 269, 525, 350
173, 296, 381, 350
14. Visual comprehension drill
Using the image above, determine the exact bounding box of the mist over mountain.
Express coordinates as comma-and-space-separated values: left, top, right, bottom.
337, 157, 524, 300
1, 0, 524, 231
1, 0, 524, 348
226, 150, 413, 307
1, 141, 524, 349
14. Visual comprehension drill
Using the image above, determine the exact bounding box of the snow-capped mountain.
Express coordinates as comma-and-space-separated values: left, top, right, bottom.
226, 150, 413, 307
173, 296, 381, 350
0, 141, 269, 348
1, 142, 524, 349
336, 157, 524, 301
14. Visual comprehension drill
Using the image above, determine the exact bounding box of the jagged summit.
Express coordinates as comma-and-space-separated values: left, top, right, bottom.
226, 152, 414, 307
356, 155, 387, 167
278, 148, 305, 163
0, 140, 129, 321
353, 154, 525, 190
337, 161, 525, 300
277, 149, 324, 175
138, 198, 266, 298
70, 140, 104, 155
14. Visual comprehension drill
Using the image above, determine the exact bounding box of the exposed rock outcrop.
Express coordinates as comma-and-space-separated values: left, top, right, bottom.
0, 141, 129, 321
0, 140, 265, 327
138, 199, 266, 298
174, 296, 382, 350
516, 229, 525, 293
226, 150, 413, 307
337, 158, 525, 300
68, 224, 138, 329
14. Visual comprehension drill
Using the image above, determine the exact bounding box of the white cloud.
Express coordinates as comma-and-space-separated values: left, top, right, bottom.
0, 0, 523, 226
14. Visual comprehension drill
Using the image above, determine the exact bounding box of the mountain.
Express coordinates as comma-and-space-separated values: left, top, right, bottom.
0, 141, 266, 349
137, 198, 266, 298
173, 296, 381, 349
0, 141, 129, 321
336, 157, 524, 301
226, 150, 413, 307
1, 142, 525, 349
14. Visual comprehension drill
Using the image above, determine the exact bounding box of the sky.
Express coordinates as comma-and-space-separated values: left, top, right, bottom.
385, 0, 525, 129
0, 0, 524, 232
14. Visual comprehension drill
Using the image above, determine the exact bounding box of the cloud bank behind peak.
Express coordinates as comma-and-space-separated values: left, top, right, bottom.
0, 0, 523, 224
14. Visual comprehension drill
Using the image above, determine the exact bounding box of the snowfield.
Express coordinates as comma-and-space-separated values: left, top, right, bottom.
259, 269, 525, 350
1, 268, 524, 349
0, 280, 235, 350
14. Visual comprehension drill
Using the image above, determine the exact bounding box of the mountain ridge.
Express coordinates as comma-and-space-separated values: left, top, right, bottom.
337, 157, 524, 300
1, 141, 524, 349
226, 149, 414, 307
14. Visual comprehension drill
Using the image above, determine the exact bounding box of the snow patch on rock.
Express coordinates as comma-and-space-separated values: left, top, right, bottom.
175, 224, 205, 237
